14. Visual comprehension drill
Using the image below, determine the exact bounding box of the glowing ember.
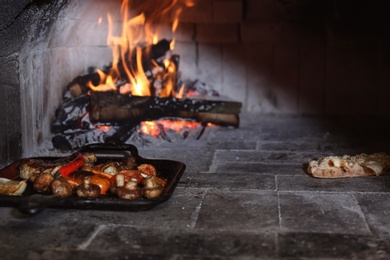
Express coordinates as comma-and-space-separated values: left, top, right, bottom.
139, 120, 201, 138
96, 125, 112, 132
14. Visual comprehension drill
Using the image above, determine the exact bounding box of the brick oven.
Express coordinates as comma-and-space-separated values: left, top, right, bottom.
2, 1, 390, 259
1, 0, 389, 163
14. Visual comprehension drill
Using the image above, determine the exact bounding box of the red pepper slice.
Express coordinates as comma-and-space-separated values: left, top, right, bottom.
56, 152, 85, 177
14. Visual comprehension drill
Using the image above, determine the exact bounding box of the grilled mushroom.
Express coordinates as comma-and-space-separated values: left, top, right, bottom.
51, 178, 73, 197
117, 179, 141, 200
143, 175, 165, 199
33, 171, 54, 193
76, 176, 101, 198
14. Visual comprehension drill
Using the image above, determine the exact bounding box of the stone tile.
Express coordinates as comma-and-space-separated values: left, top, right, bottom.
278, 232, 390, 259
215, 162, 304, 175
195, 190, 279, 232
0, 248, 170, 260
206, 125, 261, 144
355, 193, 390, 237
278, 175, 390, 193
0, 220, 96, 251
184, 172, 276, 190
279, 192, 370, 235
138, 147, 214, 174
88, 226, 277, 258
11, 187, 203, 228
213, 150, 318, 165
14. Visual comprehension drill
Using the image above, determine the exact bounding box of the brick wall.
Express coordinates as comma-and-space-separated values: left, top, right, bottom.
170, 0, 390, 116
11, 0, 390, 159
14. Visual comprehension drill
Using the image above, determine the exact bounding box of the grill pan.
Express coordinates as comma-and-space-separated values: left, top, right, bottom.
0, 144, 186, 214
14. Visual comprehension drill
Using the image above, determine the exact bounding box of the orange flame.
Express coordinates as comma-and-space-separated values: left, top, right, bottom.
139, 120, 201, 137
88, 0, 195, 97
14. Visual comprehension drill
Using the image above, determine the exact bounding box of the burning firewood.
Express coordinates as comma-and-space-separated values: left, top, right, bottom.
51, 38, 242, 150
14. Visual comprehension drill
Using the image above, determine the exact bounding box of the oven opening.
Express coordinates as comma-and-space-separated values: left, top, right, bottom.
0, 0, 389, 164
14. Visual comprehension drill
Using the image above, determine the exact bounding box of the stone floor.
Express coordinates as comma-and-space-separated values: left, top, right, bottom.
1, 114, 390, 259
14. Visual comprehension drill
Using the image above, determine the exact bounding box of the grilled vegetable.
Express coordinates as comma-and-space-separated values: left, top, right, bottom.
33, 171, 54, 193
117, 179, 141, 200
101, 162, 119, 176
76, 176, 101, 198
143, 175, 165, 199
90, 174, 110, 195
51, 178, 73, 197
137, 164, 156, 177
0, 178, 27, 196
56, 152, 85, 177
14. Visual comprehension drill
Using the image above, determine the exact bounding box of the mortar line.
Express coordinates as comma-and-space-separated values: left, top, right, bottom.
275, 175, 282, 230
351, 193, 374, 235
77, 225, 106, 251
189, 188, 208, 229
206, 150, 220, 173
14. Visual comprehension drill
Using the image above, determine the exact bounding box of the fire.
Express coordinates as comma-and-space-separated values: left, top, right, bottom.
139, 120, 201, 137
88, 0, 194, 98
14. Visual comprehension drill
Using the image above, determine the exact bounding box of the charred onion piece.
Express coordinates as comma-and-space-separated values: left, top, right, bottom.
143, 176, 165, 199
0, 178, 27, 196
117, 180, 141, 200
82, 152, 97, 166
110, 173, 125, 194
118, 170, 143, 184
76, 176, 101, 198
51, 178, 73, 197
101, 162, 119, 176
137, 164, 156, 177
33, 171, 54, 193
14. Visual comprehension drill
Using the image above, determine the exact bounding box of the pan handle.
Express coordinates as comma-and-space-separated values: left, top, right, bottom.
18, 194, 57, 215
79, 143, 139, 157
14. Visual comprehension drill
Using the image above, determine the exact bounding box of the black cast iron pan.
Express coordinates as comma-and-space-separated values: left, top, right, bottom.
0, 143, 186, 215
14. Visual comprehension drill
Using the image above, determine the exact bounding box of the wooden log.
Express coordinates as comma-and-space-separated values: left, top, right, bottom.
89, 91, 242, 125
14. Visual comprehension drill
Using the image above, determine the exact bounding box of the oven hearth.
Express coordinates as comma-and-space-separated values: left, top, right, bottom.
50, 37, 242, 150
